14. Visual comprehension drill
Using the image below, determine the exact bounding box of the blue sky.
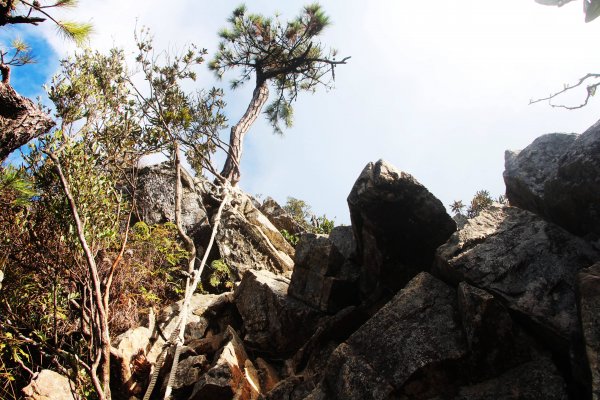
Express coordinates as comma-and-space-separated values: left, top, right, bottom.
2, 25, 58, 98
4, 1, 600, 224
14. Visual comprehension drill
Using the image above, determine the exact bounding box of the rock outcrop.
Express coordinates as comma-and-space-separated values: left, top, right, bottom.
577, 262, 600, 399
136, 163, 208, 234
504, 120, 600, 241
347, 159, 456, 303
288, 226, 359, 313
434, 205, 599, 395
135, 163, 294, 280
234, 269, 323, 356
545, 120, 600, 240
309, 272, 468, 399
504, 132, 577, 216
259, 197, 305, 235
216, 191, 295, 278
108, 138, 600, 400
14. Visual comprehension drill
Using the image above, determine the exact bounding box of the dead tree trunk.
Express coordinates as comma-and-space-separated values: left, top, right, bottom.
0, 80, 55, 162
220, 81, 269, 185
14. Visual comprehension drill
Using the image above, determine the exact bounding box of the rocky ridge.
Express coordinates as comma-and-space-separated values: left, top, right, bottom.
28, 118, 600, 399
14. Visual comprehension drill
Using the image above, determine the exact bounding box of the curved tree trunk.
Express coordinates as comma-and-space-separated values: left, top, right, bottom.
0, 81, 55, 162
220, 81, 269, 185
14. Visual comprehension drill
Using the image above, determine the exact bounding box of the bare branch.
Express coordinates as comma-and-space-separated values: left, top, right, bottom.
530, 73, 600, 110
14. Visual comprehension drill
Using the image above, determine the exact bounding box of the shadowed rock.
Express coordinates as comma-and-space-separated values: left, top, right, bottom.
288, 226, 359, 313
234, 269, 323, 356
347, 159, 456, 304
577, 262, 600, 400
504, 132, 577, 216
309, 272, 467, 399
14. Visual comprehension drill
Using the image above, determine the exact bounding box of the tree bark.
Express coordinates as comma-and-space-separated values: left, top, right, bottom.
0, 82, 55, 162
220, 81, 269, 185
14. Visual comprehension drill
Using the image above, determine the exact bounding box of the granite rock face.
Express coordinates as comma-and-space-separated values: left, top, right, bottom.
234, 269, 323, 356
259, 197, 305, 235
434, 206, 598, 350
504, 132, 577, 216
288, 227, 359, 313
577, 262, 600, 400
347, 160, 456, 303
217, 191, 295, 278
545, 120, 600, 240
136, 163, 208, 233
504, 119, 600, 241
309, 272, 468, 400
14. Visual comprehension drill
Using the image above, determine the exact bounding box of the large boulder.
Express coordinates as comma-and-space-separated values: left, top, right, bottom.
217, 190, 295, 278
135, 162, 208, 233
503, 133, 577, 216
434, 205, 599, 390
288, 226, 360, 313
503, 120, 600, 241
347, 160, 456, 303
309, 272, 467, 399
234, 269, 323, 356
545, 119, 600, 240
577, 262, 600, 400
22, 370, 76, 400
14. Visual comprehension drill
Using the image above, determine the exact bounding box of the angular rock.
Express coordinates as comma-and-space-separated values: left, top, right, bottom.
311, 272, 467, 399
259, 196, 305, 235
545, 119, 600, 240
189, 327, 258, 400
444, 358, 568, 400
457, 282, 536, 380
234, 269, 323, 356
577, 262, 600, 400
292, 306, 368, 380
135, 162, 208, 233
434, 206, 599, 369
288, 227, 359, 313
22, 370, 76, 400
503, 133, 577, 216
347, 160, 456, 303
217, 190, 295, 278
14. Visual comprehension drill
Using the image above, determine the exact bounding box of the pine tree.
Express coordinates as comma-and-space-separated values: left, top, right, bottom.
210, 3, 349, 184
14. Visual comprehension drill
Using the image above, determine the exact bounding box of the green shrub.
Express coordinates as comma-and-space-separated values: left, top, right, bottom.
207, 259, 235, 293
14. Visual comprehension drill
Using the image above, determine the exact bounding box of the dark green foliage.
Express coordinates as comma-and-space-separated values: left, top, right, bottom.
467, 190, 493, 218
281, 229, 300, 246
0, 166, 35, 206
450, 200, 465, 216
210, 3, 348, 133
451, 190, 504, 219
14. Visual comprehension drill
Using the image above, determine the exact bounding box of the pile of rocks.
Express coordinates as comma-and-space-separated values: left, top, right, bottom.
27, 119, 600, 399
